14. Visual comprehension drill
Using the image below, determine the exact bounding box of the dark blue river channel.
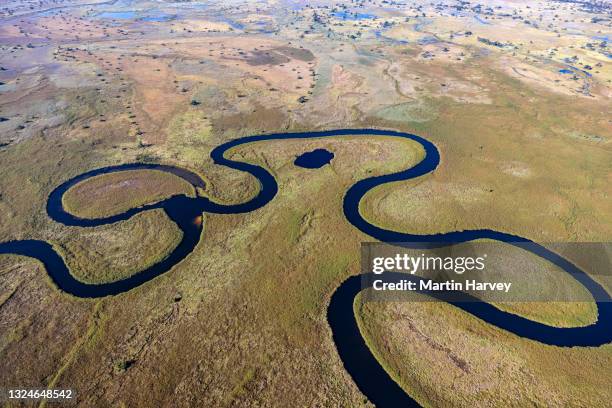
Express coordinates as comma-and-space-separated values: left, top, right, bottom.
0, 129, 610, 407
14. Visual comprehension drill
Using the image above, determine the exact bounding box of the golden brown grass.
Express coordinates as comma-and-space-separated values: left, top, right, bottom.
57, 210, 183, 284
62, 169, 195, 219
356, 295, 612, 407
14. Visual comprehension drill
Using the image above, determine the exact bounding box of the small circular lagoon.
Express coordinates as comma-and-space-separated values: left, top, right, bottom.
294, 148, 334, 168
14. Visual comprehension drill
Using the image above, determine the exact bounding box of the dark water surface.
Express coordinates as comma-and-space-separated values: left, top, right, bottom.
294, 148, 334, 168
1, 129, 610, 407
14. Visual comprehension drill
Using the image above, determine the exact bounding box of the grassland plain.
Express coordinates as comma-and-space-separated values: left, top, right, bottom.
356, 295, 612, 407
0, 132, 425, 406
56, 210, 184, 284
354, 58, 611, 406
0, 0, 611, 406
62, 169, 195, 219
1, 81, 610, 407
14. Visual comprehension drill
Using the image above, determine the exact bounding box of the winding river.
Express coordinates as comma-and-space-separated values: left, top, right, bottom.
0, 129, 610, 407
